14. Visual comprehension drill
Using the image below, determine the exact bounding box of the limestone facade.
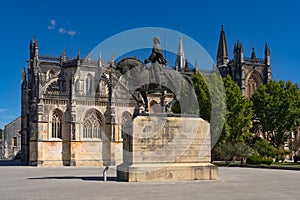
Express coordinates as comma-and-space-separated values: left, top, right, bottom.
1, 117, 21, 159
20, 36, 193, 166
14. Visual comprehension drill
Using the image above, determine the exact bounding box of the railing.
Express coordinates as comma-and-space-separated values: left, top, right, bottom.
39, 55, 61, 62
243, 57, 265, 65
39, 55, 76, 63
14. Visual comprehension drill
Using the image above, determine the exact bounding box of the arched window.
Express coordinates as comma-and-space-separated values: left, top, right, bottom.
52, 111, 62, 138
99, 81, 107, 96
83, 110, 103, 139
85, 74, 93, 95
75, 79, 80, 93
121, 112, 132, 139
246, 71, 262, 98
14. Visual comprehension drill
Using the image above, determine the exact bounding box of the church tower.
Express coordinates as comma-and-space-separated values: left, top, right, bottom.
216, 25, 272, 98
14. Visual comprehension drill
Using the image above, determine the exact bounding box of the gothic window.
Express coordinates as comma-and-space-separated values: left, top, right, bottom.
85, 74, 93, 95
75, 79, 80, 93
246, 71, 262, 98
98, 81, 107, 97
83, 110, 103, 139
13, 137, 17, 147
121, 112, 132, 139
52, 111, 62, 138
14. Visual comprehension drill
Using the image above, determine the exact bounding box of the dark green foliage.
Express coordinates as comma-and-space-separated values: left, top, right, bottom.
212, 142, 234, 163
213, 142, 254, 164
252, 80, 300, 149
293, 154, 300, 163
274, 148, 291, 163
246, 155, 262, 165
261, 158, 273, 165
0, 129, 2, 139
223, 76, 253, 144
233, 142, 255, 164
254, 139, 276, 158
191, 72, 211, 121
191, 72, 226, 147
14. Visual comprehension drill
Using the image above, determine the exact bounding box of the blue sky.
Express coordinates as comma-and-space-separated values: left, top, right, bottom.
0, 0, 300, 128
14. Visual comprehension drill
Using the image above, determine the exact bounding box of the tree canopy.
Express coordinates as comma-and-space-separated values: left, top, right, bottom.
252, 80, 300, 149
223, 75, 253, 144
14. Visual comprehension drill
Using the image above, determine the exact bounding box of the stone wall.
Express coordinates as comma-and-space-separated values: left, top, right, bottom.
2, 117, 21, 159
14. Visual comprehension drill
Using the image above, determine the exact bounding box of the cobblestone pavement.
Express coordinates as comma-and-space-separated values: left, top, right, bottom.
0, 164, 299, 200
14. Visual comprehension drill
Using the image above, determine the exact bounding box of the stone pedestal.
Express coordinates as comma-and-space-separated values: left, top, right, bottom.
117, 114, 218, 182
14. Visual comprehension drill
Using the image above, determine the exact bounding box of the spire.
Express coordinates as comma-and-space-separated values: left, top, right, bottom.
251, 47, 256, 61
63, 48, 66, 57
178, 35, 184, 57
233, 42, 237, 56
217, 24, 229, 67
110, 52, 115, 67
61, 48, 66, 62
21, 67, 27, 83
30, 36, 39, 59
237, 40, 244, 53
98, 53, 102, 68
195, 60, 198, 69
265, 43, 271, 66
265, 43, 270, 56
87, 48, 91, 62
77, 49, 81, 66
175, 35, 185, 71
77, 49, 80, 60
233, 40, 244, 63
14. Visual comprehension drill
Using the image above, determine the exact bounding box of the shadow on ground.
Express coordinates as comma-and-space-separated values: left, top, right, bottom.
0, 159, 27, 166
28, 176, 118, 181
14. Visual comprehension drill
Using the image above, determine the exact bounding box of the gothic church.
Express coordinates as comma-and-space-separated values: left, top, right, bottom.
19, 26, 271, 166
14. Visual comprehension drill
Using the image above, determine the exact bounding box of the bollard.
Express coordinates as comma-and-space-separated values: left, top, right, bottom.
103, 166, 109, 181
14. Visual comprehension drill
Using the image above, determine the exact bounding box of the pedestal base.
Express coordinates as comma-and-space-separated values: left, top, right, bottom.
117, 163, 218, 182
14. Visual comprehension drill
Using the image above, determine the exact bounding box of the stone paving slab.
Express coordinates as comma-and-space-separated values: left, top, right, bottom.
0, 165, 299, 200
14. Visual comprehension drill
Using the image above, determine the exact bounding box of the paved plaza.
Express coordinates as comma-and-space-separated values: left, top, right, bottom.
0, 162, 299, 200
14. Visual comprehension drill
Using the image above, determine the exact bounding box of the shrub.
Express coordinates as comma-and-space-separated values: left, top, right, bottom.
233, 142, 255, 164
261, 158, 273, 165
254, 139, 275, 158
246, 155, 262, 165
293, 154, 300, 163
275, 148, 291, 163
212, 142, 234, 163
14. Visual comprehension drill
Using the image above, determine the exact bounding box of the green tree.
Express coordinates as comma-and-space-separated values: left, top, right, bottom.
252, 80, 300, 150
0, 129, 2, 140
191, 72, 211, 121
191, 72, 227, 146
223, 76, 253, 143
254, 138, 276, 158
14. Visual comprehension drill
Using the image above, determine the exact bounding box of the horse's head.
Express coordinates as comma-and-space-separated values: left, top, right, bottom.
116, 57, 143, 75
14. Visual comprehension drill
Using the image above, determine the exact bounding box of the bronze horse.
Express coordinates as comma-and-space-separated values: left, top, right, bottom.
115, 57, 193, 113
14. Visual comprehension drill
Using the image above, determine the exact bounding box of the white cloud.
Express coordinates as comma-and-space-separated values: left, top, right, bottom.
48, 19, 56, 30
0, 108, 7, 113
68, 30, 77, 37
48, 19, 77, 38
58, 28, 67, 34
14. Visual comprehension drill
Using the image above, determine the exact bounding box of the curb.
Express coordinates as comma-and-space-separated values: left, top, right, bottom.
225, 164, 300, 171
